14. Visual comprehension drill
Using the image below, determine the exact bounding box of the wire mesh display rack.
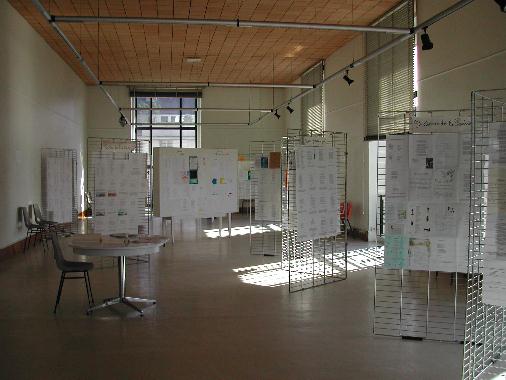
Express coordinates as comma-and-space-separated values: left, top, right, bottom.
41, 148, 78, 233
281, 130, 348, 292
249, 141, 282, 256
86, 137, 151, 235
463, 89, 506, 380
373, 109, 471, 342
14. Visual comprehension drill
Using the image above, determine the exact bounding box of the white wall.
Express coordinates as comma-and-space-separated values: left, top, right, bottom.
0, 0, 87, 249
417, 0, 506, 109
87, 86, 131, 139
200, 87, 287, 155
323, 35, 369, 233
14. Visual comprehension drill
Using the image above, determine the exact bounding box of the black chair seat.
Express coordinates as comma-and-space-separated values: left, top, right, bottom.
61, 260, 94, 272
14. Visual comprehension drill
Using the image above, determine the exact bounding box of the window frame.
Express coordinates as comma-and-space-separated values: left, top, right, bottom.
132, 96, 199, 150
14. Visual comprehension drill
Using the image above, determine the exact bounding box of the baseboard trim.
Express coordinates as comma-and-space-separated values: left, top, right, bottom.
0, 237, 28, 259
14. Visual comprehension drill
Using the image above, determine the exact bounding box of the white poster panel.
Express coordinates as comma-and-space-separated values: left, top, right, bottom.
153, 148, 238, 218
254, 168, 281, 221
43, 156, 73, 223
295, 146, 340, 241
93, 153, 147, 235
384, 132, 469, 272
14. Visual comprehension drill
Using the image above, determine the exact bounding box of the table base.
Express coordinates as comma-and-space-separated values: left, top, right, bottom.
87, 256, 156, 316
87, 296, 156, 316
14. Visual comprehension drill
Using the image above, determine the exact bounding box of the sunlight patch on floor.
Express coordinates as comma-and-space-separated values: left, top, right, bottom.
233, 246, 384, 287
204, 224, 281, 239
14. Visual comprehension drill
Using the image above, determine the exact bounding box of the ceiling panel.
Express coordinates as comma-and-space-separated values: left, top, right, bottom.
9, 0, 402, 85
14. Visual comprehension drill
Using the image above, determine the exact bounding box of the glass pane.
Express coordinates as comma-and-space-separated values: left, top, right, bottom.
153, 128, 180, 148
182, 98, 196, 108
136, 97, 150, 108
182, 130, 196, 148
181, 112, 195, 124
136, 110, 150, 124
152, 97, 179, 124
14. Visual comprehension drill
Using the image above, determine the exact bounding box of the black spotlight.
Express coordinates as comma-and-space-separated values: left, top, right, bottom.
119, 114, 127, 127
343, 70, 354, 86
421, 27, 433, 51
274, 110, 281, 119
495, 0, 506, 12
286, 105, 294, 114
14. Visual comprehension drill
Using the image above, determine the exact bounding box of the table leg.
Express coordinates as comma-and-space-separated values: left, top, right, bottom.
87, 255, 156, 316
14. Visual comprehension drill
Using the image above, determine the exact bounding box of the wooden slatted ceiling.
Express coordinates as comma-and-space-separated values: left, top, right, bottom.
8, 0, 401, 85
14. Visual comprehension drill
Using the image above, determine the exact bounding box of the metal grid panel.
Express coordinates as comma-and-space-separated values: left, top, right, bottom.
249, 141, 282, 256
281, 130, 348, 293
86, 137, 151, 234
374, 109, 471, 343
41, 148, 78, 233
463, 89, 506, 380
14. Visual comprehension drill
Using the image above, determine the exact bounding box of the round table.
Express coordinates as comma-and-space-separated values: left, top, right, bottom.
70, 235, 168, 316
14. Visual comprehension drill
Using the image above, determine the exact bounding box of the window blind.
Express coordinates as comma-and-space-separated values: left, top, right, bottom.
301, 61, 324, 134
365, 0, 414, 139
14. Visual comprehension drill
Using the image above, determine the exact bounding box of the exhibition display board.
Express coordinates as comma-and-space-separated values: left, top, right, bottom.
374, 111, 471, 342
463, 89, 506, 380
92, 153, 148, 235
383, 132, 470, 272
153, 148, 238, 218
248, 142, 282, 256
281, 131, 347, 292
41, 148, 76, 227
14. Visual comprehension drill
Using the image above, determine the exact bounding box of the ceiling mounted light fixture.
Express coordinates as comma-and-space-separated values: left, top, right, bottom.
186, 57, 202, 63
119, 114, 128, 127
274, 110, 281, 119
286, 105, 294, 114
421, 27, 434, 50
343, 70, 354, 86
494, 0, 506, 12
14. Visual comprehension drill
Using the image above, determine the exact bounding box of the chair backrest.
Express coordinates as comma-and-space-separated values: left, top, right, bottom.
49, 232, 66, 271
32, 204, 43, 223
21, 207, 32, 229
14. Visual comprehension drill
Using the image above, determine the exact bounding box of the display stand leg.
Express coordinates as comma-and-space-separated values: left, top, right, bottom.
219, 216, 222, 238
228, 213, 232, 238
171, 217, 174, 244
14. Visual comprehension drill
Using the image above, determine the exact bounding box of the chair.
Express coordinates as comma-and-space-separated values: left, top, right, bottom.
32, 203, 58, 230
22, 207, 47, 252
50, 232, 94, 314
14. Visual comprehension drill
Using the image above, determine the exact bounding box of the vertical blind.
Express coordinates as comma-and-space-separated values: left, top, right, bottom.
301, 61, 324, 134
365, 0, 414, 139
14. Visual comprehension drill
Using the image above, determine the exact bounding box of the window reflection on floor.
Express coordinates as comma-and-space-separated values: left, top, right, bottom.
233, 246, 385, 287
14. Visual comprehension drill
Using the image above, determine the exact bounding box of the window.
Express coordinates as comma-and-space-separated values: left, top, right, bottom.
365, 0, 414, 139
301, 61, 324, 134
131, 93, 200, 150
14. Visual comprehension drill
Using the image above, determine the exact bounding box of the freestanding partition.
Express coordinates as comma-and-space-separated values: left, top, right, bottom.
281, 130, 348, 292
463, 89, 506, 380
249, 141, 282, 256
373, 110, 472, 342
41, 148, 78, 233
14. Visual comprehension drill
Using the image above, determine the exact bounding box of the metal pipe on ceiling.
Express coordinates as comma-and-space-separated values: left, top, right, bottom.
250, 0, 476, 127
30, 0, 130, 126
121, 107, 272, 113
52, 16, 411, 34
103, 81, 314, 89
133, 123, 250, 126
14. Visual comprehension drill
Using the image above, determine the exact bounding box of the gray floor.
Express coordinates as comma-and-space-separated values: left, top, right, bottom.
0, 217, 463, 379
